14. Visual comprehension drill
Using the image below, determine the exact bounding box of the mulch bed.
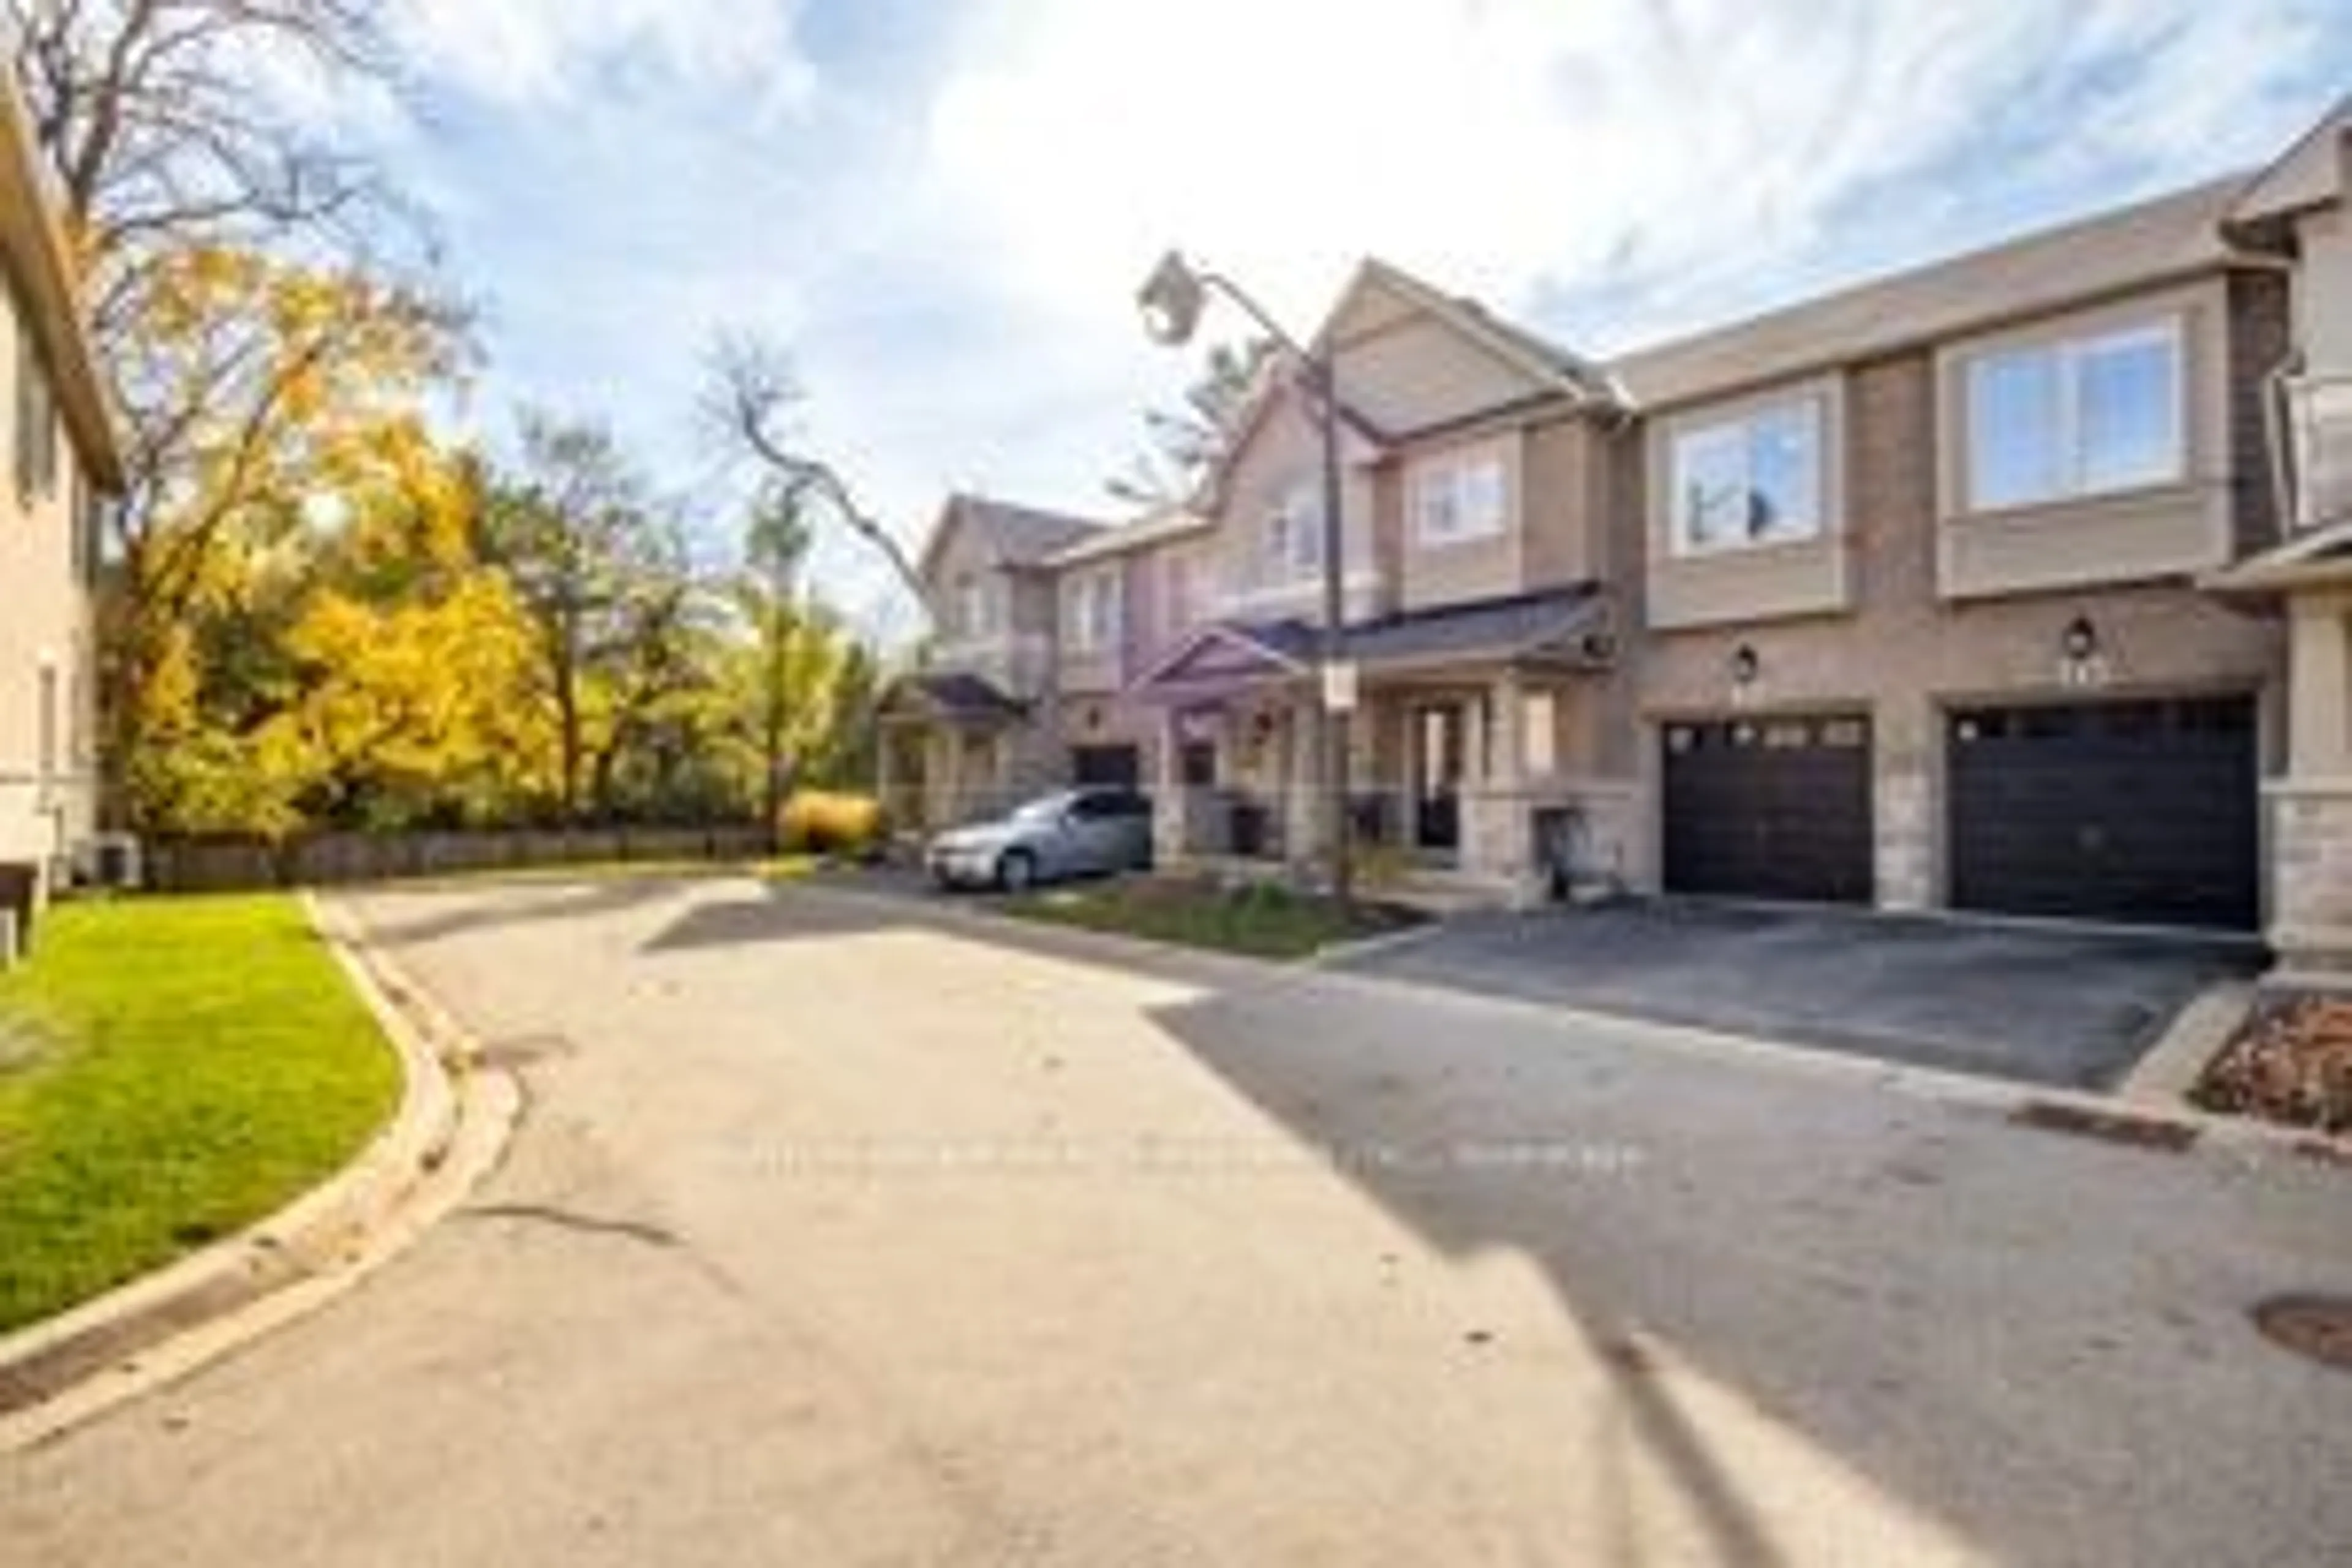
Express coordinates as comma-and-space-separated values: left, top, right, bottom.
2192, 993, 2352, 1137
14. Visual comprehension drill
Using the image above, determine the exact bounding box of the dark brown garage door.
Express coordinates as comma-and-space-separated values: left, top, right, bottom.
1947, 696, 2259, 930
1069, 744, 1142, 788
1662, 714, 1874, 904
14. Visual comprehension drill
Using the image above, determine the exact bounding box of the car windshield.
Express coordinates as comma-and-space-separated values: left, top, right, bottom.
1009, 796, 1074, 825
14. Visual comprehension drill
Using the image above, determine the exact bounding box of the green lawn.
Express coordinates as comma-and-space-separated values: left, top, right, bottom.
1000, 877, 1422, 961
0, 895, 399, 1333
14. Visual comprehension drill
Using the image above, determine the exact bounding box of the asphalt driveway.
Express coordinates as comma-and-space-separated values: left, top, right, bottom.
6, 876, 2344, 1566
1333, 900, 2265, 1089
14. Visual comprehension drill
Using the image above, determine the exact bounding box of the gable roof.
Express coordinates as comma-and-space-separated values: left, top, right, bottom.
1610, 175, 2252, 412
916, 492, 1109, 584
2228, 94, 2350, 231
1189, 258, 1625, 516
1195, 363, 1390, 514
1334, 258, 1623, 409
0, 77, 123, 492
1126, 620, 1317, 701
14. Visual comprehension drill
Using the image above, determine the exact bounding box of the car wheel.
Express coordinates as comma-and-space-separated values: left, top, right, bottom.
996, 850, 1036, 894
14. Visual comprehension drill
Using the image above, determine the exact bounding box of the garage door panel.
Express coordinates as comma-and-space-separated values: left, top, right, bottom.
1948, 696, 2258, 930
1069, 745, 1142, 788
1663, 715, 1873, 905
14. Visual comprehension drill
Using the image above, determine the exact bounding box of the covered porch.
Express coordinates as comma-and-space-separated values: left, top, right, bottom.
1128, 588, 1634, 905
874, 672, 1034, 834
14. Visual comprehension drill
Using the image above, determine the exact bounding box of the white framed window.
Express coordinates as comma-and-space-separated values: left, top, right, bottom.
14, 307, 58, 503
1670, 396, 1825, 554
1412, 454, 1507, 547
1521, 690, 1558, 777
1963, 319, 2184, 511
955, 575, 992, 639
1064, 570, 1122, 653
1264, 481, 1322, 578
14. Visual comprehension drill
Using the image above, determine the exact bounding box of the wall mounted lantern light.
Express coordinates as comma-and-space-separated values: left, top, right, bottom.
2062, 615, 2100, 663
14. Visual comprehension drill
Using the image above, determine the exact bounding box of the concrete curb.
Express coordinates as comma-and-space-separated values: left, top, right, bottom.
785, 876, 2352, 1175
0, 892, 521, 1452
2117, 979, 2254, 1107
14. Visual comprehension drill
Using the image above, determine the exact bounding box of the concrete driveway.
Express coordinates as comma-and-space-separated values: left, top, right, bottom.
1333, 900, 2264, 1090
3, 876, 2345, 1566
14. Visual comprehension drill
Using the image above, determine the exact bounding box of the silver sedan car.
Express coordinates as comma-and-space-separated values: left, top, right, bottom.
926, 788, 1155, 892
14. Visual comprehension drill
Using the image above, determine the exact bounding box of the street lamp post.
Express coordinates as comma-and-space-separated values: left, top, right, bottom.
1138, 251, 1354, 910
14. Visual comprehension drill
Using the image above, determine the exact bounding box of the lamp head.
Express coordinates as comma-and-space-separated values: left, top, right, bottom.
1137, 250, 1207, 347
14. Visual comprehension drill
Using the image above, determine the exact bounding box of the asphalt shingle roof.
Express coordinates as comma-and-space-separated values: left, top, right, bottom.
1212, 585, 1605, 674
899, 671, 1026, 720
957, 497, 1109, 567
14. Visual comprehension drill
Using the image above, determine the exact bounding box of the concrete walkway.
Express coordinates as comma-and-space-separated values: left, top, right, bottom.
2, 876, 2344, 1566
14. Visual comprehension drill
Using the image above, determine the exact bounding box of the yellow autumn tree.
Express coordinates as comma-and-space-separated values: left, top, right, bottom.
110, 247, 474, 831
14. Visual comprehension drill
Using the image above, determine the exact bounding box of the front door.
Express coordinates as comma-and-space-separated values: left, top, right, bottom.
1413, 703, 1468, 853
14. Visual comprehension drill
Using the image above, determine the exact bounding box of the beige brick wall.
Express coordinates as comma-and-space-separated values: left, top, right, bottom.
1625, 342, 2286, 910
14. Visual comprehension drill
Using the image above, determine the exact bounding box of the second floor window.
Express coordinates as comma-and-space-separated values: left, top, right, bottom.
1413, 455, 1507, 547
15, 313, 58, 503
954, 575, 993, 639
1964, 320, 2183, 511
1065, 570, 1121, 652
1264, 483, 1322, 578
1671, 396, 1825, 554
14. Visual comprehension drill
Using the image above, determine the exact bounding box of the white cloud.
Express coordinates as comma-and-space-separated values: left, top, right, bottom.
363, 0, 2348, 638
393, 0, 818, 113
923, 0, 2341, 352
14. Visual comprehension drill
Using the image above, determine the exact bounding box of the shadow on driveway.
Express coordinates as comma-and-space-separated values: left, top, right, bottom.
1137, 973, 2348, 1568
1329, 900, 2264, 1090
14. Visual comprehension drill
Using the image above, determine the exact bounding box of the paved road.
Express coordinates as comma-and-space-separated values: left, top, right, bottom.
4, 876, 2347, 1566
1334, 900, 2263, 1090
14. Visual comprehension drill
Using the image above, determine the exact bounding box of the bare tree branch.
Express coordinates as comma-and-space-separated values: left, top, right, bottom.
704, 333, 930, 618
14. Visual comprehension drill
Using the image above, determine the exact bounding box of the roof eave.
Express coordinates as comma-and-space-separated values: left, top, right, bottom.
0, 81, 126, 493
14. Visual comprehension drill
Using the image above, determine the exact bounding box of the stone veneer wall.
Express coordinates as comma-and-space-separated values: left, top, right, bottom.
2269, 782, 2352, 975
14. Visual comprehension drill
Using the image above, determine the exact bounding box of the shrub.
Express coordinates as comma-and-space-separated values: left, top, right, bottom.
778, 791, 886, 858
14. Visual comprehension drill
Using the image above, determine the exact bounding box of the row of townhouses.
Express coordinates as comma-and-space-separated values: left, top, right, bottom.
0, 73, 123, 933
881, 100, 2352, 974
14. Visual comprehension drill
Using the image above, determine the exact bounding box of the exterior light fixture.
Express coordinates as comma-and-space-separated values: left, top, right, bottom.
2062, 616, 2099, 663
1730, 645, 1762, 687
1137, 251, 1209, 347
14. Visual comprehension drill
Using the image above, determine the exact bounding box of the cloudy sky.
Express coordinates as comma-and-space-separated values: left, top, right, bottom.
362, 0, 2350, 627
